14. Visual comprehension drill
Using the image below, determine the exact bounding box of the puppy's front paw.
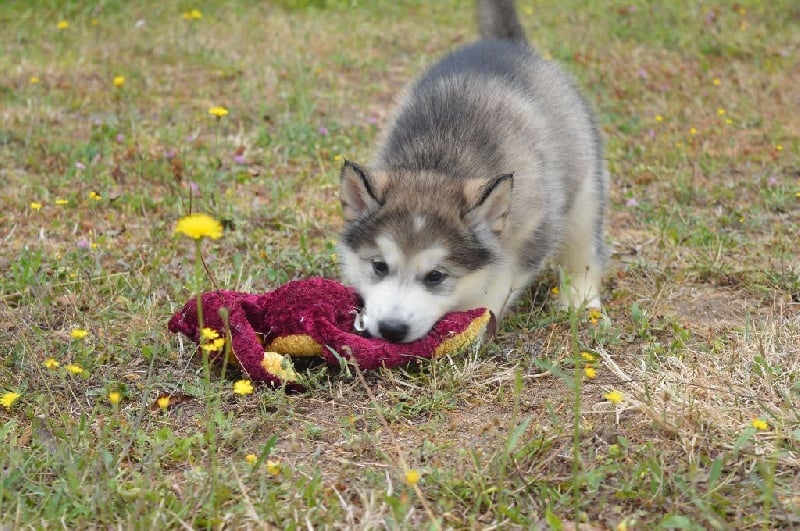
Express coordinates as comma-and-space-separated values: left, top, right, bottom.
558, 285, 602, 311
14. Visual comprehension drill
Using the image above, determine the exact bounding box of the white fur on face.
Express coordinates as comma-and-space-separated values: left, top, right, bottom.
360, 278, 449, 342
340, 235, 454, 342
364, 236, 451, 341
413, 216, 426, 233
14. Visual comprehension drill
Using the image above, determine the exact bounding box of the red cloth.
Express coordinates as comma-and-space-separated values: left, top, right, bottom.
168, 278, 488, 390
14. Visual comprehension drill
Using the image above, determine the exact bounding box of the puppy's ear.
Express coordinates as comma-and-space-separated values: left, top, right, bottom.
340, 160, 382, 221
464, 173, 514, 233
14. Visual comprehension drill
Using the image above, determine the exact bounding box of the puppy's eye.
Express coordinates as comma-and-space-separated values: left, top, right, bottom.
372, 260, 389, 277
424, 270, 447, 287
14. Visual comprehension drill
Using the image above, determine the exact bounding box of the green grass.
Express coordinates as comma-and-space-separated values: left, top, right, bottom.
2, 0, 800, 528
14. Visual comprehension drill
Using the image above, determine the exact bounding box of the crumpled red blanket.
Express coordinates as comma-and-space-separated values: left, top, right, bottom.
168, 277, 492, 391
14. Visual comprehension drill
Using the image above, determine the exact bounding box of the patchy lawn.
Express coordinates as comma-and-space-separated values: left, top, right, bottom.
1, 0, 798, 528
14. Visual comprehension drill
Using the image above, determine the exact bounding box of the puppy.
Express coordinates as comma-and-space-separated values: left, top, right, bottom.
339, 0, 608, 343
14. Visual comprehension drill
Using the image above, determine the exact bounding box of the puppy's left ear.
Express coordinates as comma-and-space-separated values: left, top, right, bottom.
340, 160, 382, 221
464, 173, 514, 233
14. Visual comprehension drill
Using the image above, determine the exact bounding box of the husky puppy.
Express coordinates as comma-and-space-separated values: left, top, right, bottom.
338, 0, 608, 343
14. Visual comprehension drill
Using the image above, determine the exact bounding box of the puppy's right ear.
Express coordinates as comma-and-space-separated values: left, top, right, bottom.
464, 173, 514, 234
340, 160, 382, 221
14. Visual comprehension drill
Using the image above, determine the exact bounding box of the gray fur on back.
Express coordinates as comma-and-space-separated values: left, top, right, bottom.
374, 40, 602, 208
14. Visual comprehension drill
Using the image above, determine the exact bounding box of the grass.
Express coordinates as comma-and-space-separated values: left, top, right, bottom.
2, 0, 799, 528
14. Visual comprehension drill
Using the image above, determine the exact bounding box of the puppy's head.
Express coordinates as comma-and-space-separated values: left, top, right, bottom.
338, 160, 511, 342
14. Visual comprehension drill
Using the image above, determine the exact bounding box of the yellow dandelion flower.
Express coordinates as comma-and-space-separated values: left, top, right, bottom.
266, 460, 281, 476
776, 144, 783, 151
70, 328, 89, 340
675, 141, 684, 148
717, 108, 726, 116
200, 337, 225, 352
201, 327, 219, 340
108, 391, 121, 405
30, 202, 43, 211
91, 18, 99, 26
1, 391, 21, 409
65, 364, 85, 375
183, 9, 203, 20
333, 154, 343, 162
56, 20, 69, 30
604, 390, 623, 404
233, 379, 254, 395
712, 78, 721, 86
245, 453, 258, 464
751, 418, 768, 431
655, 114, 664, 123
157, 396, 170, 410
405, 469, 421, 485
725, 118, 733, 125
30, 76, 40, 84
580, 351, 596, 362
174, 213, 223, 240
588, 308, 602, 325
113, 76, 125, 88
89, 191, 101, 201
689, 127, 697, 135
55, 198, 69, 205
43, 358, 60, 369
584, 366, 597, 379
550, 286, 560, 296
208, 106, 228, 118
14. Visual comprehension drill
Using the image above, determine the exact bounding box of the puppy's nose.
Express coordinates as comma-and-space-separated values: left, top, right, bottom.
378, 319, 409, 343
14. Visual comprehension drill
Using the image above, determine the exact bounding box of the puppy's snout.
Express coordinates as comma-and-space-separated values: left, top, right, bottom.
377, 319, 409, 343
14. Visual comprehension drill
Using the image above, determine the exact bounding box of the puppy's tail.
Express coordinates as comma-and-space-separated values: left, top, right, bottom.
476, 0, 527, 43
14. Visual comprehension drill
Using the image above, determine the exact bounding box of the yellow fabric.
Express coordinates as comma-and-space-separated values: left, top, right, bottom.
264, 310, 489, 360
266, 334, 324, 356
261, 351, 298, 382
434, 309, 491, 358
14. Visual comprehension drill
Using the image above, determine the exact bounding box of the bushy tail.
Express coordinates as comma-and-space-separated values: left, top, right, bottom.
476, 0, 527, 43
